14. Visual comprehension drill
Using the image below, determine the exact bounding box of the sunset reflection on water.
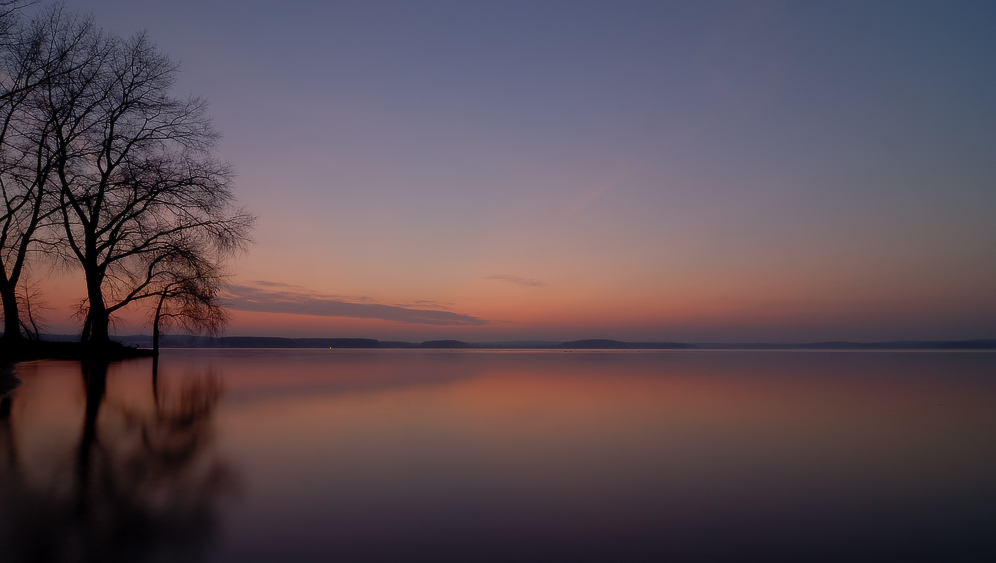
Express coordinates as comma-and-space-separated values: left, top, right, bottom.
2, 350, 995, 561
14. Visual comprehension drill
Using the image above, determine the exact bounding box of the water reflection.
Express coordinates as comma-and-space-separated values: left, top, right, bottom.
203, 350, 996, 562
0, 359, 235, 563
2, 350, 996, 561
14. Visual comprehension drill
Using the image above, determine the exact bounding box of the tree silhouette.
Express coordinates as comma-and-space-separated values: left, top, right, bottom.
37, 29, 252, 345
0, 4, 251, 349
148, 247, 229, 357
0, 6, 93, 343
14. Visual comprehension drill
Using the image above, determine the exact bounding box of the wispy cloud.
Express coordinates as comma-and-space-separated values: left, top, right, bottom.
223, 282, 487, 326
486, 274, 550, 288
565, 181, 616, 218
563, 164, 633, 219
394, 299, 455, 311
250, 280, 297, 288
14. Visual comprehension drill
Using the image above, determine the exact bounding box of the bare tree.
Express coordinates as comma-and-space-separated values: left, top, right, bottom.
148, 247, 229, 357
0, 6, 94, 343
0, 6, 252, 348
41, 30, 252, 345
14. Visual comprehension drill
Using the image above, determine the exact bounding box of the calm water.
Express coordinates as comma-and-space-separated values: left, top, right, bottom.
1, 349, 995, 562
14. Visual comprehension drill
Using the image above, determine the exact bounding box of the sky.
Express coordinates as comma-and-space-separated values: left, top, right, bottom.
31, 0, 996, 342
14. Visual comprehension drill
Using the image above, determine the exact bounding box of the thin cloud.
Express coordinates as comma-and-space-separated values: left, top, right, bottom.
394, 299, 455, 311
248, 280, 376, 303
251, 280, 299, 288
486, 274, 550, 288
563, 164, 633, 219
223, 282, 487, 326
565, 181, 615, 218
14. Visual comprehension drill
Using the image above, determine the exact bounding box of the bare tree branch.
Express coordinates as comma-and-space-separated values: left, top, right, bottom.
40, 28, 253, 344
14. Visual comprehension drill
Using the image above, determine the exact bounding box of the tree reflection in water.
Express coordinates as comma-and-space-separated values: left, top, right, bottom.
0, 359, 236, 562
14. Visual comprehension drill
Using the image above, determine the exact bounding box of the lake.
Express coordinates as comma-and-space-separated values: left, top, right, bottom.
1, 349, 995, 561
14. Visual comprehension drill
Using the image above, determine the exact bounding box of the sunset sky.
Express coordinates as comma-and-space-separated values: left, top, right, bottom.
37, 1, 996, 342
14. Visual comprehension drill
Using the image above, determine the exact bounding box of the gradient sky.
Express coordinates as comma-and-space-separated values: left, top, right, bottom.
34, 0, 996, 342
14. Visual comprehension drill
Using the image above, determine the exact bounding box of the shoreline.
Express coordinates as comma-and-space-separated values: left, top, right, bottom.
0, 340, 154, 364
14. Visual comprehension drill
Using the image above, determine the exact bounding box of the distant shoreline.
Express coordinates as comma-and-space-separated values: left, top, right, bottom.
74, 335, 996, 351
2, 336, 993, 369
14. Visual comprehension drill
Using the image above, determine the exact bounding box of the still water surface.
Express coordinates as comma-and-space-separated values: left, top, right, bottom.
1, 349, 995, 561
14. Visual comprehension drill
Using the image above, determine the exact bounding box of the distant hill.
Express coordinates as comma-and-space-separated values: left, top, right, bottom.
23, 334, 996, 351
418, 340, 473, 349
556, 339, 694, 349
693, 340, 996, 350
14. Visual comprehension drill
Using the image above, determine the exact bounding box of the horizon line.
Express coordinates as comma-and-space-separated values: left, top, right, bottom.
66, 334, 996, 351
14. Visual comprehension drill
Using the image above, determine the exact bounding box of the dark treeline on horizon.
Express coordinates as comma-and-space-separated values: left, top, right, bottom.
88, 335, 996, 351
0, 1, 252, 354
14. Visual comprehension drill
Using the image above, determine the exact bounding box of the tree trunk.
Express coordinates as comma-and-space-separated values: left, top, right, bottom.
87, 309, 110, 344
83, 270, 110, 345
0, 278, 21, 343
152, 291, 165, 358
152, 319, 160, 358
80, 317, 91, 343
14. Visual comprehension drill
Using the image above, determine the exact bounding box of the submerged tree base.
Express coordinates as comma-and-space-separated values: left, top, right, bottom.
0, 339, 153, 363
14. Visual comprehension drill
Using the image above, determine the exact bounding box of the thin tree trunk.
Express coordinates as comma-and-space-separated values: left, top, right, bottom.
0, 278, 21, 343
152, 291, 165, 358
